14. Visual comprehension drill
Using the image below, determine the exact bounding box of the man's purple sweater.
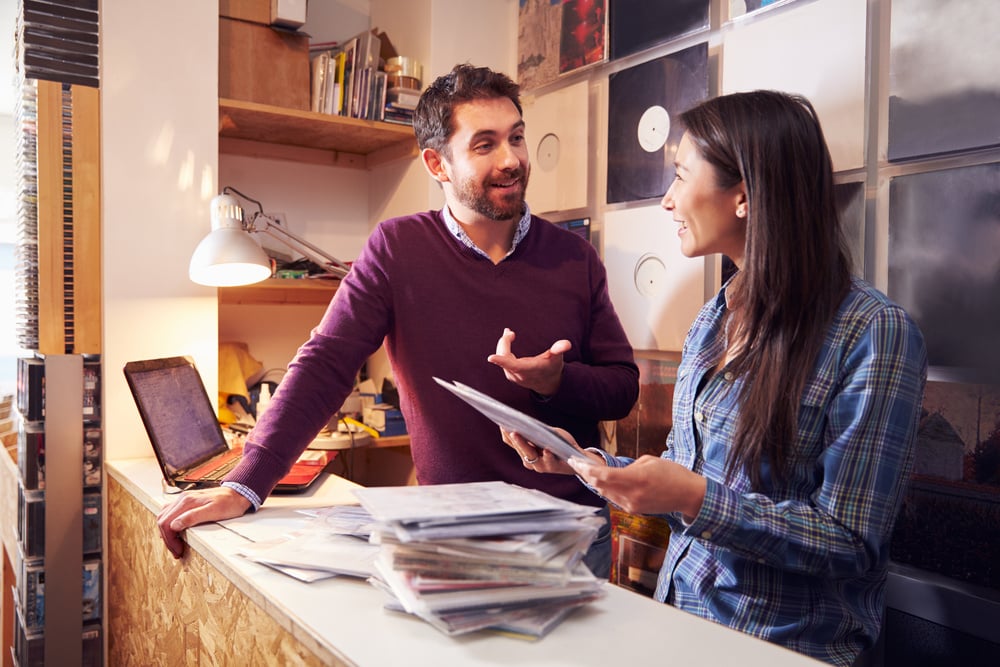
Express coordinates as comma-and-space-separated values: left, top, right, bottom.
227, 210, 639, 507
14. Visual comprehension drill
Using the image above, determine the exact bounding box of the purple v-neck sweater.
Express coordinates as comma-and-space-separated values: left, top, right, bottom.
228, 210, 639, 507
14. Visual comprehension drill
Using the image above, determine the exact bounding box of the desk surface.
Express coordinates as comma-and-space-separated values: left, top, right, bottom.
107, 457, 822, 667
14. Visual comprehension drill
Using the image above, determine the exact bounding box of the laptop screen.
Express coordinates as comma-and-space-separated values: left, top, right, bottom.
124, 357, 229, 476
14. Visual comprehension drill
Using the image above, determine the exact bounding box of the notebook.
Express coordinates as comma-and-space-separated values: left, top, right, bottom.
124, 356, 326, 493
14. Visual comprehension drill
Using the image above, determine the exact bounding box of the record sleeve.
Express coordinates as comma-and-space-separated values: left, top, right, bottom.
887, 0, 1000, 161
609, 0, 709, 60
721, 0, 866, 171
517, 0, 563, 90
603, 205, 706, 352
606, 42, 708, 204
432, 378, 592, 464
559, 0, 607, 75
522, 80, 589, 214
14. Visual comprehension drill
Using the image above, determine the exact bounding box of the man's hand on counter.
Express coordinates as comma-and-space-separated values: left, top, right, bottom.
156, 487, 252, 558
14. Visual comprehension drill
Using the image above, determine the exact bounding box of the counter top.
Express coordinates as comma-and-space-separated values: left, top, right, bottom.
107, 457, 822, 666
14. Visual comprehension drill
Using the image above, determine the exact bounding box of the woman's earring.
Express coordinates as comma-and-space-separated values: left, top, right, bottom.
736, 205, 747, 219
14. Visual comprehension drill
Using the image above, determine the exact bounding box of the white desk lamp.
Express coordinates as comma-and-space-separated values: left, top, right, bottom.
189, 186, 351, 286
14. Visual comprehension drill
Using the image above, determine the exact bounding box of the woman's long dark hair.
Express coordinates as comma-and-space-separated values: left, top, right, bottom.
680, 91, 851, 488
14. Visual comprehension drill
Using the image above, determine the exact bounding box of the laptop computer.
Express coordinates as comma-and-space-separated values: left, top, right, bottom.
123, 355, 326, 493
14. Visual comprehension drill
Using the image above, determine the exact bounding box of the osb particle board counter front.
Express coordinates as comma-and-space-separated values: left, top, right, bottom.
106, 458, 824, 666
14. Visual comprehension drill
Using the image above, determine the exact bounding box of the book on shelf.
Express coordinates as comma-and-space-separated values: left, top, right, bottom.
310, 51, 329, 113
334, 49, 347, 114
387, 86, 420, 110
340, 37, 358, 117
324, 54, 340, 115
371, 70, 388, 121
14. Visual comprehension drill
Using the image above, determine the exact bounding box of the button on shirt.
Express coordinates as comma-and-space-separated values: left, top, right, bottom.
595, 278, 927, 667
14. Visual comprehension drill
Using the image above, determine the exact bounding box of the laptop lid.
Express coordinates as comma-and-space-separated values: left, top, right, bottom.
123, 356, 230, 486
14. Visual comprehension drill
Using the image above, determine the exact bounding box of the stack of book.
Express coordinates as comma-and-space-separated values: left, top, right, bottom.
383, 86, 420, 126
353, 481, 606, 637
309, 30, 385, 120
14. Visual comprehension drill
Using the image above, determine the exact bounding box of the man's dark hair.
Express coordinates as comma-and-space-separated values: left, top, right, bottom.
413, 63, 522, 157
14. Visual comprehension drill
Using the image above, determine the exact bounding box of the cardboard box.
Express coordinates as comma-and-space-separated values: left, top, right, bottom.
220, 17, 310, 110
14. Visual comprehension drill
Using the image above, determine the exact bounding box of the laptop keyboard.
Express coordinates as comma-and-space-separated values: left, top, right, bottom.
201, 456, 241, 481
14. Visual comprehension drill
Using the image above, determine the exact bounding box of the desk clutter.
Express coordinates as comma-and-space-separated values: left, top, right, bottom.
231, 481, 606, 638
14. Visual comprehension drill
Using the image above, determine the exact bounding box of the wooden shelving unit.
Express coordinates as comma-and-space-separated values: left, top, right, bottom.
218, 278, 339, 306
218, 98, 418, 168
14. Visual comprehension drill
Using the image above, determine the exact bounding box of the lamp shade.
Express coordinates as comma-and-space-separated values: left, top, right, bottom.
189, 194, 272, 286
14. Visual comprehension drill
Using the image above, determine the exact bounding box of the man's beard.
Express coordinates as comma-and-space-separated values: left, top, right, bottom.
455, 168, 530, 221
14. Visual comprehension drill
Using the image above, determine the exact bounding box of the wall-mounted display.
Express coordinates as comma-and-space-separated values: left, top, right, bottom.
517, 0, 563, 91
603, 204, 705, 352
606, 42, 708, 204
887, 162, 1000, 382
559, 0, 607, 76
721, 0, 867, 171
887, 0, 1000, 161
522, 80, 590, 214
608, 0, 708, 61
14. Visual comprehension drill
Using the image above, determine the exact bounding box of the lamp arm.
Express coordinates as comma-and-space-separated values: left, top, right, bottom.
253, 215, 351, 278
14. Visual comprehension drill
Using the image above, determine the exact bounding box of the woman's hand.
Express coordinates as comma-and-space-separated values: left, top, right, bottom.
499, 426, 602, 475
569, 455, 707, 520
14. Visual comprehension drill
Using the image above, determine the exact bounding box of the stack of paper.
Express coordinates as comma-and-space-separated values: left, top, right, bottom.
352, 481, 606, 638
229, 505, 379, 583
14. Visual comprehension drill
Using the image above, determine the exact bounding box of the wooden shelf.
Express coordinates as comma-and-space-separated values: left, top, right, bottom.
218, 98, 418, 168
371, 435, 410, 449
218, 278, 339, 305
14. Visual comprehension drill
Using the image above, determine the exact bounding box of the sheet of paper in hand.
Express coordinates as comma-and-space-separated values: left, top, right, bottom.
432, 377, 592, 464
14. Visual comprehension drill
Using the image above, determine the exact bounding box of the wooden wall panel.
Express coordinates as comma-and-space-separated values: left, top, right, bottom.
107, 477, 338, 667
35, 79, 67, 355
71, 85, 102, 354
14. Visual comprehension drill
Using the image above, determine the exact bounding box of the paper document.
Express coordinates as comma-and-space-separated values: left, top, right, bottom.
432, 377, 591, 463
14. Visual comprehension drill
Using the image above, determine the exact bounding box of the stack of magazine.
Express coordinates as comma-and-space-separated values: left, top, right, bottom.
353, 481, 606, 638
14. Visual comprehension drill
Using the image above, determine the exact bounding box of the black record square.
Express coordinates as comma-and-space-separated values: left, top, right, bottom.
606, 42, 708, 204
609, 0, 709, 61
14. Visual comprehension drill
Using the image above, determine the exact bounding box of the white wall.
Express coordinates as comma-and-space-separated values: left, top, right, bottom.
101, 1, 219, 460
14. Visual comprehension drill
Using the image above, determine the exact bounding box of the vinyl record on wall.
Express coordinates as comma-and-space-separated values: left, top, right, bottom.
522, 80, 589, 214
606, 42, 708, 204
888, 162, 1000, 382
887, 0, 1000, 161
603, 204, 705, 352
609, 0, 709, 61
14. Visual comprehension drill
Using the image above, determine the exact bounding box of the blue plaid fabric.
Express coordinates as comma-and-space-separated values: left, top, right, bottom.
599, 278, 926, 666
